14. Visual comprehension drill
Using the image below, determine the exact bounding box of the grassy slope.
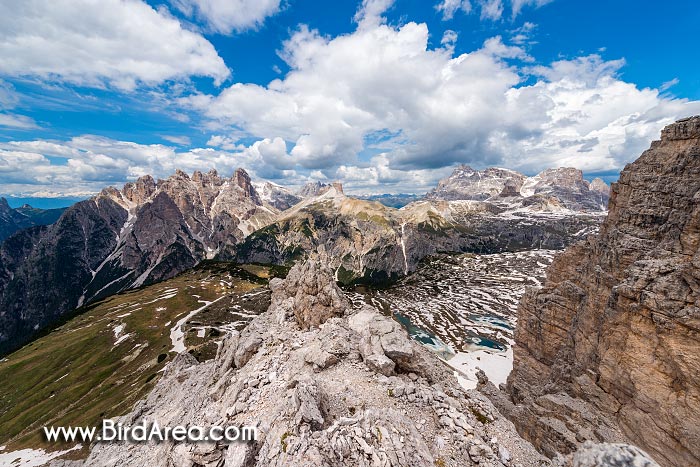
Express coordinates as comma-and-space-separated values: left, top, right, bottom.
0, 262, 274, 454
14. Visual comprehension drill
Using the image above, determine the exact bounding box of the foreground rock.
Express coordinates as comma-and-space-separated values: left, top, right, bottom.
499, 117, 700, 466
79, 260, 550, 467
553, 442, 660, 467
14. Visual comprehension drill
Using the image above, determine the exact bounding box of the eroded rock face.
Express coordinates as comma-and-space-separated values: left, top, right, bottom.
0, 168, 276, 355
502, 117, 700, 467
80, 259, 550, 467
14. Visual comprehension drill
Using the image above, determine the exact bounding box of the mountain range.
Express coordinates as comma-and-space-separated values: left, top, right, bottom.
0, 198, 65, 242
0, 164, 607, 355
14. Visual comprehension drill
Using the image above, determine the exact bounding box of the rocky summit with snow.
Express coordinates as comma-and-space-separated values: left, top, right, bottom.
426, 165, 610, 212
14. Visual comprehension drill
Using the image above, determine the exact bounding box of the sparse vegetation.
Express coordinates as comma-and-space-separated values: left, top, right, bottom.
0, 263, 268, 454
470, 407, 490, 424
281, 431, 292, 453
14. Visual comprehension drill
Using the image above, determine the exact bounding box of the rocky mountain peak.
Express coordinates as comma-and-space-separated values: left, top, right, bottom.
253, 181, 302, 211
232, 167, 261, 203
425, 164, 608, 211
500, 116, 700, 466
123, 174, 157, 204
426, 165, 525, 201
660, 115, 700, 140
0, 197, 11, 212
533, 167, 584, 187
97, 186, 124, 202
297, 180, 327, 197
589, 177, 610, 195
174, 168, 190, 180
330, 181, 344, 193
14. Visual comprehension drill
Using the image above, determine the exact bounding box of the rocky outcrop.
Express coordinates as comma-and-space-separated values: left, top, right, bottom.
501, 117, 700, 467
269, 260, 348, 329
553, 442, 660, 467
81, 260, 550, 467
589, 178, 610, 197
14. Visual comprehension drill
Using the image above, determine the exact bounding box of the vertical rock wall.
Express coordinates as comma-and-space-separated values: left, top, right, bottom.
505, 117, 700, 467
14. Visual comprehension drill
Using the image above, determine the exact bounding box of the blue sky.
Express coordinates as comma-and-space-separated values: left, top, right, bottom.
0, 0, 698, 203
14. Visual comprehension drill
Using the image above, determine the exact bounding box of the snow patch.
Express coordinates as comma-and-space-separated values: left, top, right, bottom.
446, 347, 513, 390
169, 296, 225, 353
113, 323, 125, 339
0, 445, 82, 467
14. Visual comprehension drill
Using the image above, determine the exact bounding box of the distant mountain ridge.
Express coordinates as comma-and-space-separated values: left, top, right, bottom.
0, 168, 277, 355
0, 198, 65, 242
426, 165, 610, 212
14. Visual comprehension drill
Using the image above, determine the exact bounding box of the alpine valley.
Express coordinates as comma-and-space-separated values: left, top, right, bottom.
0, 164, 606, 355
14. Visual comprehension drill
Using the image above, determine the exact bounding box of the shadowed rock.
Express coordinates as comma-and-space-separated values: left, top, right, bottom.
502, 116, 700, 466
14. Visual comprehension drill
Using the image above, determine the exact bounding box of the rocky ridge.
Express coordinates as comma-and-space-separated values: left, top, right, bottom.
71, 259, 660, 467
0, 198, 65, 242
427, 165, 609, 212
231, 184, 603, 284
0, 168, 276, 355
491, 116, 700, 466
79, 260, 550, 467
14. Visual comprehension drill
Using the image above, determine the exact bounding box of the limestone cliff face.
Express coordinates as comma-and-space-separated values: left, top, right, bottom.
503, 117, 700, 467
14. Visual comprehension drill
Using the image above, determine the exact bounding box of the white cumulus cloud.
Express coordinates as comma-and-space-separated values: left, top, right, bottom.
0, 0, 230, 90
172, 0, 282, 35
175, 2, 700, 194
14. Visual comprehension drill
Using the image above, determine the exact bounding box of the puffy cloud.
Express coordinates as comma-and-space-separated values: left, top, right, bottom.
480, 0, 504, 20
0, 0, 229, 90
435, 0, 472, 20
355, 0, 395, 28
172, 0, 281, 35
178, 2, 700, 194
